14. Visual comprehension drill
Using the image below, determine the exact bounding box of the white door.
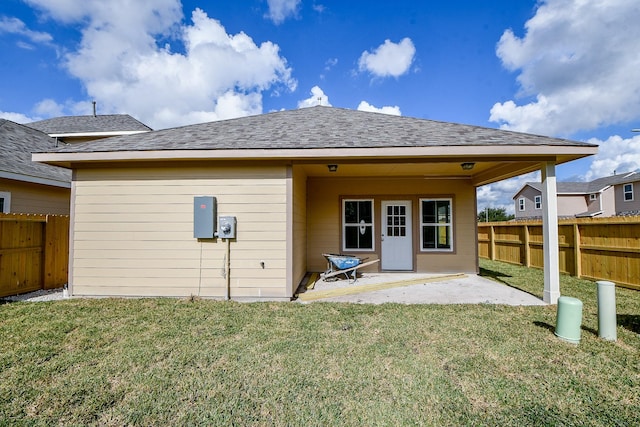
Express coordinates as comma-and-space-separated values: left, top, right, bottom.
381, 201, 413, 270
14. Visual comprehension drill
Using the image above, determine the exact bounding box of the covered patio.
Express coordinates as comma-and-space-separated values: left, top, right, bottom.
296, 271, 546, 305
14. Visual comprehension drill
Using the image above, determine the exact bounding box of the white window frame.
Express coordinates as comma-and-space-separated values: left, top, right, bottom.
534, 195, 542, 210
342, 199, 375, 252
420, 198, 453, 252
0, 191, 10, 213
624, 183, 634, 201
518, 197, 525, 211
589, 193, 597, 201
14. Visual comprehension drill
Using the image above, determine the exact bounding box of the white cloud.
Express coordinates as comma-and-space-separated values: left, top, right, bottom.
0, 111, 37, 124
477, 172, 540, 215
584, 135, 640, 181
312, 4, 326, 14
358, 38, 415, 78
21, 1, 296, 129
34, 99, 66, 117
356, 101, 401, 116
0, 16, 53, 45
324, 57, 338, 71
298, 86, 331, 108
490, 0, 640, 136
265, 0, 301, 24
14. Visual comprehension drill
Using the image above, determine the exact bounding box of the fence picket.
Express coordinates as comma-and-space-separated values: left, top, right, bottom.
0, 213, 69, 297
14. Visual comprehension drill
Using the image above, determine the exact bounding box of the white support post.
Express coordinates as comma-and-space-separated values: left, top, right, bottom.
541, 162, 560, 304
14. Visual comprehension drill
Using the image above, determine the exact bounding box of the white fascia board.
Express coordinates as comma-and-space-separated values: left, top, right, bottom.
49, 130, 149, 138
0, 171, 71, 188
32, 144, 598, 164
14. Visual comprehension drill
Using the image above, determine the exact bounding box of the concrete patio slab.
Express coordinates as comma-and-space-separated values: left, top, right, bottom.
296, 272, 546, 305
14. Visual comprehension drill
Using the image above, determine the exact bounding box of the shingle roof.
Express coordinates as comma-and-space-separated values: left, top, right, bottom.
0, 119, 71, 185
40, 106, 595, 154
525, 171, 638, 195
27, 114, 152, 134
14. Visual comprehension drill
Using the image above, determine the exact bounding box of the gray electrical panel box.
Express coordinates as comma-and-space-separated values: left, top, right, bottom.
194, 196, 216, 238
218, 216, 237, 239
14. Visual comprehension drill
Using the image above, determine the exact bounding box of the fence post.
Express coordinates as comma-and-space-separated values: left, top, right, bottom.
523, 224, 530, 267
573, 222, 581, 278
489, 225, 495, 260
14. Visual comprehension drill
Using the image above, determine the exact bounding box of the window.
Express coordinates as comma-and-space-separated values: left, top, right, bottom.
420, 199, 452, 251
518, 198, 525, 211
534, 195, 542, 210
590, 193, 597, 201
0, 192, 10, 213
343, 199, 374, 251
624, 183, 634, 201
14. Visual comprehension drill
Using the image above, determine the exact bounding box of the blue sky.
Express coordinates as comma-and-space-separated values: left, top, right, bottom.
1, 0, 640, 213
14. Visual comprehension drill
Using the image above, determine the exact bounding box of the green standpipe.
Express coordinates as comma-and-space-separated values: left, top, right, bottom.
555, 296, 583, 344
596, 281, 617, 341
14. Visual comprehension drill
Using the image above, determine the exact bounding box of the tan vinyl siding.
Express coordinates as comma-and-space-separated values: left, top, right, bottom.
306, 177, 477, 274
70, 165, 289, 299
0, 179, 70, 214
291, 166, 308, 295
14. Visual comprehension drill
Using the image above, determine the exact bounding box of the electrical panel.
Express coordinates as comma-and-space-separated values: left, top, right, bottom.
193, 196, 216, 238
218, 216, 237, 239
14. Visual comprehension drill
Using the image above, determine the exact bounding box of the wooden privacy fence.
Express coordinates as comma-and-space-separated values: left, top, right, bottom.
478, 216, 640, 290
0, 213, 69, 298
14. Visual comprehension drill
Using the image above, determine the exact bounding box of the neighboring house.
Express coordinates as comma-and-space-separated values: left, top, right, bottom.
27, 114, 152, 144
0, 119, 71, 214
514, 171, 640, 219
34, 106, 597, 301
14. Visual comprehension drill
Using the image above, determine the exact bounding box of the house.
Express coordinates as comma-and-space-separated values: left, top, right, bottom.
27, 114, 152, 144
513, 171, 640, 219
0, 119, 71, 214
33, 106, 598, 302
0, 113, 151, 215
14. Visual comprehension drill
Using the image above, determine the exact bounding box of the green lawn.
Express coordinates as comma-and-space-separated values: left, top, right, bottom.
1, 260, 639, 426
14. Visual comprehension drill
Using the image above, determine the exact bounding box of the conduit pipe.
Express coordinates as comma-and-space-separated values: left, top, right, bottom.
225, 238, 231, 301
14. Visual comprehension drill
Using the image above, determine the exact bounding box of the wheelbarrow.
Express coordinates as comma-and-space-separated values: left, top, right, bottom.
320, 253, 380, 283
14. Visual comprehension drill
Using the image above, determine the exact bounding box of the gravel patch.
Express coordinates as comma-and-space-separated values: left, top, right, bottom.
0, 287, 67, 303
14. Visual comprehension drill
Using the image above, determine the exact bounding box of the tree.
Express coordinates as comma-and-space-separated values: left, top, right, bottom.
477, 207, 514, 222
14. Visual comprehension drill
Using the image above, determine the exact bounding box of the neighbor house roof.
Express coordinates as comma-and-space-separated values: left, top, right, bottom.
0, 119, 71, 187
33, 106, 598, 187
27, 114, 152, 139
519, 171, 638, 197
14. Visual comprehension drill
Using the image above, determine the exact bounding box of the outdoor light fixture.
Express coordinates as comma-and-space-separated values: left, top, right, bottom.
328, 164, 338, 172
460, 162, 475, 171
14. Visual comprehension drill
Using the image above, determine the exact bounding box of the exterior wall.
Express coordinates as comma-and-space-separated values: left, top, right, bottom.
599, 187, 616, 216
306, 177, 477, 274
0, 178, 70, 215
557, 194, 587, 216
586, 192, 601, 214
291, 166, 308, 295
614, 181, 640, 215
514, 186, 544, 219
515, 186, 589, 218
70, 164, 290, 300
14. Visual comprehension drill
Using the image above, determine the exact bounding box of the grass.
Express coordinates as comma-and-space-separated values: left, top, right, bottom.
0, 260, 638, 426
